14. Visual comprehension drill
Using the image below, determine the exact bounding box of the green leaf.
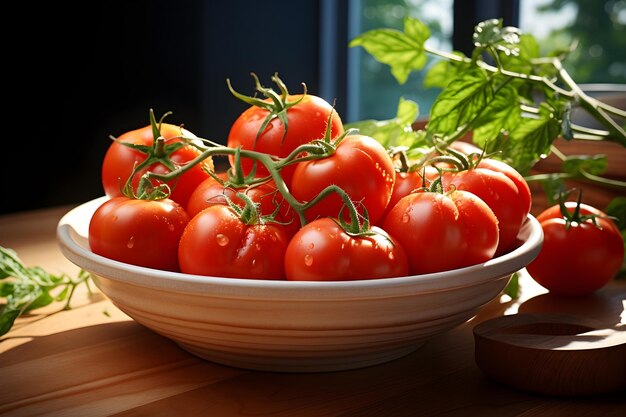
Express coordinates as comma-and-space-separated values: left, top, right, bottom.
423, 53, 470, 89
23, 290, 55, 313
473, 19, 522, 57
345, 97, 425, 151
503, 272, 520, 299
0, 245, 93, 336
562, 154, 607, 177
604, 197, 626, 230
349, 17, 430, 84
471, 83, 522, 146
0, 281, 15, 296
426, 68, 492, 136
504, 103, 563, 173
536, 174, 568, 206
0, 308, 21, 337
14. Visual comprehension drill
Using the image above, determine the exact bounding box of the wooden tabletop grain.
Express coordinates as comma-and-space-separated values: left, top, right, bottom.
1, 204, 625, 417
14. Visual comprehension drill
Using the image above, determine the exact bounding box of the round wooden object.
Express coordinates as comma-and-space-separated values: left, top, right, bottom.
473, 313, 626, 396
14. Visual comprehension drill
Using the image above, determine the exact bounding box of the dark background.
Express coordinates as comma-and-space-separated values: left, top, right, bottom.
2, 0, 333, 215
2, 0, 520, 215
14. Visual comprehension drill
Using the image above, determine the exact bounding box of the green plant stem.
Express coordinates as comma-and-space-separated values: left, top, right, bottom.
143, 140, 364, 229
422, 44, 626, 146
524, 171, 626, 190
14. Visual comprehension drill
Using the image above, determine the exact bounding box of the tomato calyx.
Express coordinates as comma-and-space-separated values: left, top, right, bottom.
114, 109, 197, 201
333, 204, 394, 245
226, 72, 306, 145
224, 191, 289, 228
557, 189, 616, 230
427, 138, 494, 174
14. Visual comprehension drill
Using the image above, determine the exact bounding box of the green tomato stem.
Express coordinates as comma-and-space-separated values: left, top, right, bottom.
143, 139, 366, 229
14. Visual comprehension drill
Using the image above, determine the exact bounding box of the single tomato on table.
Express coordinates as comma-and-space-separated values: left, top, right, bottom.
284, 217, 409, 281
102, 113, 213, 208
526, 200, 624, 296
88, 196, 190, 272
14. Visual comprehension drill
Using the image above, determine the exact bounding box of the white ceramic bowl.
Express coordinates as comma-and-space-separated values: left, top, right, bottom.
57, 196, 543, 372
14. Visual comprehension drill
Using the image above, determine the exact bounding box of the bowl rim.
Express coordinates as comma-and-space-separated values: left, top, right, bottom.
57, 196, 544, 299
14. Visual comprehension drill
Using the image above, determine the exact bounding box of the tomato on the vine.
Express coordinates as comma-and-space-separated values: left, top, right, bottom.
378, 165, 439, 225
178, 204, 291, 280
186, 174, 300, 237
226, 75, 344, 187
284, 217, 409, 281
525, 200, 624, 296
291, 134, 396, 225
101, 118, 213, 209
88, 196, 190, 272
383, 189, 499, 275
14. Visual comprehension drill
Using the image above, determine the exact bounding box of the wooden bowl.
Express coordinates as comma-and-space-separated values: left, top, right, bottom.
474, 313, 626, 396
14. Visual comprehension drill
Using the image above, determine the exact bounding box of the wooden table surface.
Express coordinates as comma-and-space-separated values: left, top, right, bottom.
1, 204, 625, 417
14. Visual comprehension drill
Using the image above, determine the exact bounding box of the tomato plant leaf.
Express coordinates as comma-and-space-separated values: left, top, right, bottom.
471, 82, 522, 146
345, 97, 428, 156
605, 197, 626, 230
423, 53, 470, 89
502, 103, 563, 173
426, 68, 493, 136
472, 19, 522, 57
503, 272, 520, 299
562, 154, 607, 177
349, 17, 430, 85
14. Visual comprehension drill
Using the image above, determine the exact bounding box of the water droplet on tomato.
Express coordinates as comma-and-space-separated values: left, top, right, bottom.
388, 252, 395, 261
255, 243, 262, 251
308, 243, 315, 249
401, 212, 410, 223
216, 234, 229, 246
304, 254, 314, 266
127, 236, 135, 249
168, 223, 175, 232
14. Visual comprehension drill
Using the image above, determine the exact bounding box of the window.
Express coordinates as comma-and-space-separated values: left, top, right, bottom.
346, 0, 453, 122
343, 0, 625, 124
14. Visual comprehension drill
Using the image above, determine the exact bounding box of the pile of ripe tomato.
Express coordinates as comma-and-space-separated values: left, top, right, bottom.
88, 76, 535, 282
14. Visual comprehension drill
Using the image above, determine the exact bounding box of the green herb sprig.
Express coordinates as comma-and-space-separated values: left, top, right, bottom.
348, 17, 626, 195
0, 246, 93, 336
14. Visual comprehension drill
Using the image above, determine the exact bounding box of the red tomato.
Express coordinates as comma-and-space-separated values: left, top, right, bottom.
227, 93, 344, 187
186, 174, 300, 237
291, 134, 396, 225
284, 217, 409, 281
526, 202, 624, 296
476, 158, 532, 217
443, 166, 526, 255
383, 189, 499, 275
88, 197, 190, 272
378, 166, 439, 225
178, 205, 290, 280
102, 122, 213, 208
